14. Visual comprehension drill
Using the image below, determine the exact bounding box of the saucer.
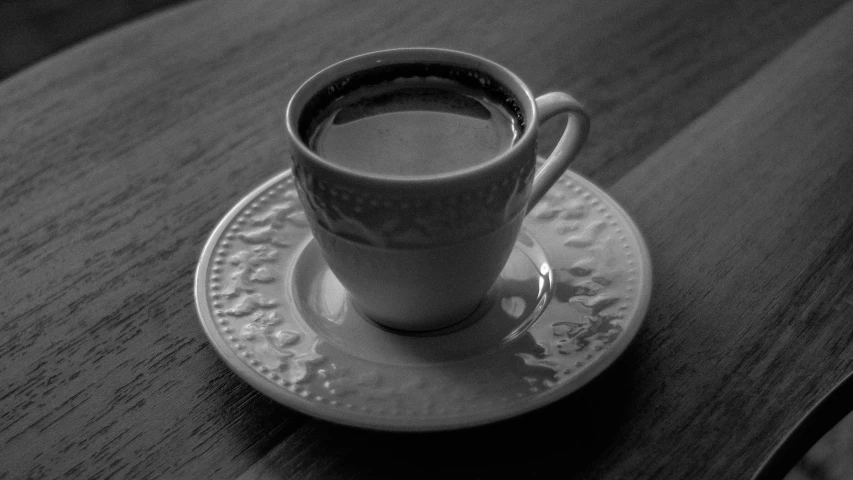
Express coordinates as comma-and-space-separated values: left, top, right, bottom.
194, 168, 651, 431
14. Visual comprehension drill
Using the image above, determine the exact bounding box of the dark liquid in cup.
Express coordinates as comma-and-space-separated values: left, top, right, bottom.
308, 77, 522, 176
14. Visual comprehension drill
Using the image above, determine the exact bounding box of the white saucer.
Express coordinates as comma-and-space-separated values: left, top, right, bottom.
195, 168, 651, 431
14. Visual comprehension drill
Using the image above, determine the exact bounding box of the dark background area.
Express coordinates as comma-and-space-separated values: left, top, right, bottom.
1, 1, 851, 479
0, 0, 192, 80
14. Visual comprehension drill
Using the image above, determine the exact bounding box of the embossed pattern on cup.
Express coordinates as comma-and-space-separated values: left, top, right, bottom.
292, 160, 533, 247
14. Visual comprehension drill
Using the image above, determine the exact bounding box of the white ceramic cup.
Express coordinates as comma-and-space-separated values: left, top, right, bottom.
287, 48, 589, 331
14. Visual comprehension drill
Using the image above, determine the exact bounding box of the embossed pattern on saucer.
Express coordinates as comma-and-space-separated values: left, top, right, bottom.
194, 169, 651, 431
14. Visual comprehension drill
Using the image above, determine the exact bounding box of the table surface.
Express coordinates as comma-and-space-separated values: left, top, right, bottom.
2, 0, 853, 478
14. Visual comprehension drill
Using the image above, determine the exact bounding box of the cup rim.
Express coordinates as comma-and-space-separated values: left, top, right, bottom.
285, 47, 539, 188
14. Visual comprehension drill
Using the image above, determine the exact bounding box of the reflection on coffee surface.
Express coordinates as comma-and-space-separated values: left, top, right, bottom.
309, 78, 521, 176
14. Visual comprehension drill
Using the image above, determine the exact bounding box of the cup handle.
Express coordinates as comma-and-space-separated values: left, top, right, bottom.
526, 92, 591, 212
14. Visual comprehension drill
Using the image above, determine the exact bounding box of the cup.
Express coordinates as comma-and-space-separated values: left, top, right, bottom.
286, 48, 589, 332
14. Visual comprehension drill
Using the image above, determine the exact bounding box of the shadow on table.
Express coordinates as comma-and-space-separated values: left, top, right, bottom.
247, 345, 642, 479
246, 343, 853, 479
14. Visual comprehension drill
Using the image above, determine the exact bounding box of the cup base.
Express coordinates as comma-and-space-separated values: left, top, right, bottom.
352, 293, 495, 337
310, 209, 525, 333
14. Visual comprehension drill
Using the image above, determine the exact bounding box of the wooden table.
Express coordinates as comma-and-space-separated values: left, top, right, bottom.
2, 1, 852, 478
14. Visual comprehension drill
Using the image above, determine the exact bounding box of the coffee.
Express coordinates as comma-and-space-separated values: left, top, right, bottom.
308, 77, 522, 176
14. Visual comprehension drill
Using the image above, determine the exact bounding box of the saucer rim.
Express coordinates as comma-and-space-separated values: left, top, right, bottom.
194, 168, 652, 432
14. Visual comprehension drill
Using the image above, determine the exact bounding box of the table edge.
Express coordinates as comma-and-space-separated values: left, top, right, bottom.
752, 370, 853, 480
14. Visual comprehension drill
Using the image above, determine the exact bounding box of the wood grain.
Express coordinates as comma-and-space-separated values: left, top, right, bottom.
607, 3, 853, 477
0, 0, 850, 478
